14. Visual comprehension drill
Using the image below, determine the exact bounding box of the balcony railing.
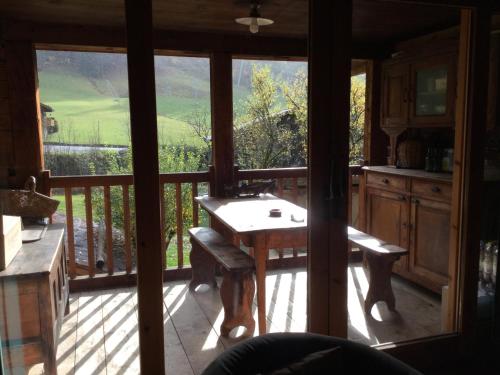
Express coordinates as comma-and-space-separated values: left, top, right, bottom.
47, 166, 361, 291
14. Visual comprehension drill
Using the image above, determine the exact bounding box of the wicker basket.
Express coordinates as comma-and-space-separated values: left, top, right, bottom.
397, 139, 424, 169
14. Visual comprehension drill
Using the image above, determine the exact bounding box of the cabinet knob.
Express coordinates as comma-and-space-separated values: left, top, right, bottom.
382, 178, 389, 184
412, 198, 420, 204
398, 195, 406, 201
431, 186, 441, 193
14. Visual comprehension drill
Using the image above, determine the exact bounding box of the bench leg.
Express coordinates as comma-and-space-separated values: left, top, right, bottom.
220, 269, 255, 337
189, 240, 217, 291
364, 252, 399, 315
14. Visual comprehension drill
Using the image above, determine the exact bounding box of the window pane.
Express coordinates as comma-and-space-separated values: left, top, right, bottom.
232, 59, 308, 169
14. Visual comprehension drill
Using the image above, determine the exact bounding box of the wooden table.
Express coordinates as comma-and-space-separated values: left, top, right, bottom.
196, 194, 307, 334
0, 224, 68, 374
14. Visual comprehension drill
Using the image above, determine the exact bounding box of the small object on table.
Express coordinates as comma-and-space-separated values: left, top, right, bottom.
291, 213, 305, 222
269, 208, 282, 217
22, 225, 48, 243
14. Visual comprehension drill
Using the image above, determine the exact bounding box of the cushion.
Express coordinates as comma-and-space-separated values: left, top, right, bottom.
265, 346, 344, 375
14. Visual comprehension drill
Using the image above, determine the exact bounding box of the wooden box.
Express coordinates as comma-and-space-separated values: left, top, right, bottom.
0, 215, 22, 270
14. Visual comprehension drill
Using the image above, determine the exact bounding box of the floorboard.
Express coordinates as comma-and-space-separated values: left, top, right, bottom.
25, 265, 442, 374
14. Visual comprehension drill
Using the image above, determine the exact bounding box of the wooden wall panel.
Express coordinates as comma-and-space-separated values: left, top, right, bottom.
307, 0, 352, 337
3, 41, 44, 188
364, 60, 389, 166
0, 49, 13, 188
447, 8, 491, 340
124, 0, 165, 372
210, 52, 234, 197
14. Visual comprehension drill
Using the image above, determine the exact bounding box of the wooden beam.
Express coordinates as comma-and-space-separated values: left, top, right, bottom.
2, 21, 305, 58
364, 60, 388, 166
210, 52, 235, 197
351, 60, 367, 76
4, 41, 44, 188
2, 21, 388, 60
447, 7, 491, 347
124, 0, 165, 372
307, 0, 352, 337
377, 0, 495, 9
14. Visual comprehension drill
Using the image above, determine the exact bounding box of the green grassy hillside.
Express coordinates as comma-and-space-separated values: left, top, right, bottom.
37, 51, 304, 147
39, 70, 210, 146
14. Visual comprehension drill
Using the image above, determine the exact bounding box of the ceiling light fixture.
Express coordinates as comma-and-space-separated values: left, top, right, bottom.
235, 1, 274, 34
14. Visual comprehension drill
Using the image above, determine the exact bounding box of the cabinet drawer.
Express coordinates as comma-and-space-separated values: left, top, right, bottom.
366, 172, 406, 191
411, 179, 451, 201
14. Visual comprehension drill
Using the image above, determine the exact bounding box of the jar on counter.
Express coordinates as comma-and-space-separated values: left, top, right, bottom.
441, 149, 454, 173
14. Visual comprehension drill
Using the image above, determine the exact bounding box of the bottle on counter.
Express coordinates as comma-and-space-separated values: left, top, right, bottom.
425, 147, 443, 172
433, 148, 443, 172
441, 149, 454, 173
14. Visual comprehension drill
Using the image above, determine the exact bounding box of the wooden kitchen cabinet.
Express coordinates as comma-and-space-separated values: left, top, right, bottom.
362, 167, 452, 293
0, 224, 68, 374
366, 188, 409, 274
409, 196, 451, 292
381, 53, 456, 129
381, 62, 409, 128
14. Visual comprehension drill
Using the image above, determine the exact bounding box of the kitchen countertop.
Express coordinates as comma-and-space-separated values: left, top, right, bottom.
362, 165, 453, 182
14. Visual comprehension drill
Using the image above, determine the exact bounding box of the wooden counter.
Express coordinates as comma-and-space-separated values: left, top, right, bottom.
361, 166, 451, 293
0, 224, 68, 374
362, 165, 453, 182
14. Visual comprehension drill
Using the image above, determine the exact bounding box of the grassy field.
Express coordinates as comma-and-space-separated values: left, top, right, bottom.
38, 70, 249, 146
40, 71, 208, 146
52, 193, 86, 219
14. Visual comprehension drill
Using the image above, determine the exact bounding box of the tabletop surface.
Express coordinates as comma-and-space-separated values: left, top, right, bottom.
0, 223, 65, 279
195, 194, 307, 234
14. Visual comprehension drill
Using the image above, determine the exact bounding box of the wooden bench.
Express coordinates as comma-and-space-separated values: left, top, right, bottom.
188, 227, 255, 337
348, 226, 408, 315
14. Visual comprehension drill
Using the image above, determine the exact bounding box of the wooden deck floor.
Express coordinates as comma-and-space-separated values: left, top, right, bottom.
28, 264, 442, 375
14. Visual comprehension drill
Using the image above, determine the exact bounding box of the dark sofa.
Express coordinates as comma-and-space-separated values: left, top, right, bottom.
202, 333, 423, 375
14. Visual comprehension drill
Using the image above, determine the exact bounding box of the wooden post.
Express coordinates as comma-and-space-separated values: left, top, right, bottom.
307, 0, 352, 337
4, 41, 44, 188
210, 52, 235, 197
124, 0, 165, 372
364, 60, 388, 166
447, 7, 491, 343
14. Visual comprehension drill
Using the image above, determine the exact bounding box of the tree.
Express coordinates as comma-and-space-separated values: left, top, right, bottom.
349, 76, 366, 164
185, 108, 212, 167
186, 65, 366, 170
90, 143, 207, 269
234, 65, 299, 169
283, 70, 366, 165
282, 68, 308, 163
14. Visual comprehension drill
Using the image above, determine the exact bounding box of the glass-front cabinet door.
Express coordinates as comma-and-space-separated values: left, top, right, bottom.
409, 54, 457, 127
476, 24, 500, 357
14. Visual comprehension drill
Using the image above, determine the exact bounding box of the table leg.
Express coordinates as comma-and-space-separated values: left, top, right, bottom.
254, 232, 268, 334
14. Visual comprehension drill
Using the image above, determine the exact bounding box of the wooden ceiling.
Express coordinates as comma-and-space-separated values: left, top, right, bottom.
0, 0, 460, 44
